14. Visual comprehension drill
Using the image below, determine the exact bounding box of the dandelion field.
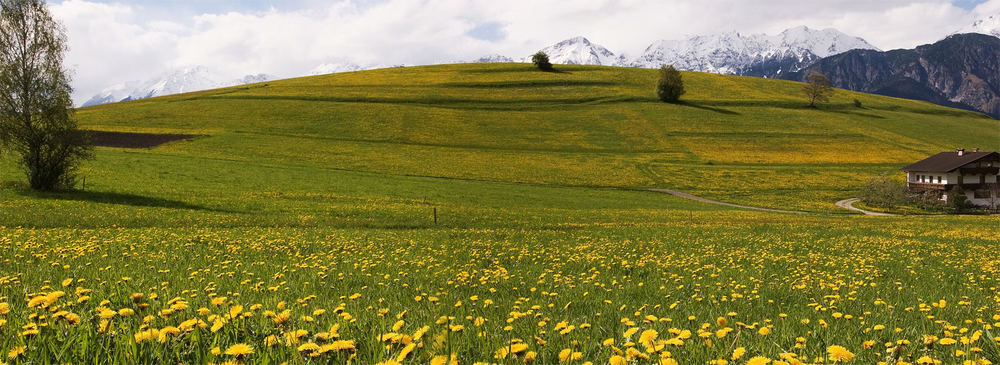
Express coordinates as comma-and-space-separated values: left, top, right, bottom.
0, 63, 999, 364
1, 216, 998, 364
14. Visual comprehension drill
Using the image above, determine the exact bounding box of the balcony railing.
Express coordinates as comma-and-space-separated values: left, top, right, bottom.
907, 182, 993, 192
959, 167, 1000, 175
907, 182, 948, 191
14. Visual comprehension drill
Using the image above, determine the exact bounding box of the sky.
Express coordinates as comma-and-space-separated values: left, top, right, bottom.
47, 0, 1000, 104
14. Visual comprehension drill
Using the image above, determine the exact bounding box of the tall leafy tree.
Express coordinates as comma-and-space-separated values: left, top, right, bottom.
656, 65, 685, 103
0, 0, 91, 190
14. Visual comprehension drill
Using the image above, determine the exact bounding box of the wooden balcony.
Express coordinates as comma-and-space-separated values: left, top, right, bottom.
959, 166, 1000, 175
907, 182, 948, 191
907, 182, 991, 192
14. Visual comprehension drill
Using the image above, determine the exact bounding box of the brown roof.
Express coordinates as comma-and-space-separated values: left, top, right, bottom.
902, 151, 999, 172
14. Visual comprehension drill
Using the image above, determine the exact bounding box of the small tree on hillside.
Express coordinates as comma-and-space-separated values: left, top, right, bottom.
802, 72, 833, 107
656, 65, 685, 103
531, 52, 553, 71
0, 0, 92, 190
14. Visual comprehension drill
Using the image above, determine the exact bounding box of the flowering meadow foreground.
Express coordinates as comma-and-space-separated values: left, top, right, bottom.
0, 215, 997, 365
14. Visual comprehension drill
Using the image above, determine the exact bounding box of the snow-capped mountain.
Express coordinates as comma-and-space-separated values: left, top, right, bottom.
469, 54, 514, 63
504, 27, 876, 78
84, 26, 878, 106
82, 66, 274, 107
309, 62, 364, 75
628, 26, 879, 77
522, 36, 619, 65
962, 14, 1000, 37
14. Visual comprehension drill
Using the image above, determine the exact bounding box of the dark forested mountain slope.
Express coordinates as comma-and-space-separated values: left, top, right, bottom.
786, 33, 1000, 119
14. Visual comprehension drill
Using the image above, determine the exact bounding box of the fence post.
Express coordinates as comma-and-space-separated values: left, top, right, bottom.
433, 207, 437, 224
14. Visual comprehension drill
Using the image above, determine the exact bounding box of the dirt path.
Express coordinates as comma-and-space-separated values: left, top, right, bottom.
647, 188, 809, 214
649, 189, 983, 217
834, 198, 898, 216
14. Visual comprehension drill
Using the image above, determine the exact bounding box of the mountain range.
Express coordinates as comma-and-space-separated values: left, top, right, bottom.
82, 26, 878, 107
786, 33, 1000, 119
624, 26, 878, 77
82, 66, 272, 107
83, 19, 1000, 119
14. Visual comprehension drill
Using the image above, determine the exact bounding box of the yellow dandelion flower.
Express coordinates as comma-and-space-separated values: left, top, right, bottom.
732, 347, 746, 360
297, 342, 320, 353
827, 345, 854, 362
7, 346, 26, 360
639, 329, 658, 346
318, 340, 355, 353
224, 343, 254, 357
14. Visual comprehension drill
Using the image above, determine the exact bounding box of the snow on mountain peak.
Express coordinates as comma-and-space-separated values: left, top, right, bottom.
963, 14, 1000, 37
629, 26, 878, 74
309, 62, 364, 75
524, 36, 617, 65
468, 54, 515, 63
82, 67, 273, 107
776, 26, 878, 57
83, 27, 882, 106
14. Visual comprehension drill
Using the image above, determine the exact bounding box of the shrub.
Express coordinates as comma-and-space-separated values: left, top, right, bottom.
656, 65, 685, 103
947, 186, 970, 212
858, 173, 906, 209
531, 52, 552, 71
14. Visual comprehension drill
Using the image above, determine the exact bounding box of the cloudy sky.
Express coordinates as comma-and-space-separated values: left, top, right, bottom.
48, 0, 1000, 104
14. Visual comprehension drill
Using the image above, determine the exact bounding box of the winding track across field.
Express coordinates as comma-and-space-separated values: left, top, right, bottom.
648, 188, 897, 216
647, 189, 809, 214
834, 198, 899, 216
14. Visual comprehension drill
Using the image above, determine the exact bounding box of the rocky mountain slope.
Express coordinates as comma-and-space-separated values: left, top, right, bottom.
786, 33, 1000, 119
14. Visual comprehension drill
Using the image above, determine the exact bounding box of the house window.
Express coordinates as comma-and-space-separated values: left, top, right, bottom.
973, 190, 990, 199
936, 176, 941, 183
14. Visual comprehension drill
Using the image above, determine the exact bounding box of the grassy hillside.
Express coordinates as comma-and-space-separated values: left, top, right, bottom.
64, 63, 998, 215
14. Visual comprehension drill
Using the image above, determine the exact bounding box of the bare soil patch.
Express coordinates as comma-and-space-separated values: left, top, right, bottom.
85, 130, 195, 148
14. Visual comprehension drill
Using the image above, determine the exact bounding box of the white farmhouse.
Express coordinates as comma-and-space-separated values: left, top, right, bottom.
902, 149, 999, 208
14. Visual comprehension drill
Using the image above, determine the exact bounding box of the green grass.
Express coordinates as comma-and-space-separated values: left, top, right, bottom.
0, 63, 998, 364
67, 63, 999, 214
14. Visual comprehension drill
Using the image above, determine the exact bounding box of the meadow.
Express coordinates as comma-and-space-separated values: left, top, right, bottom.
0, 63, 998, 364
1, 216, 998, 364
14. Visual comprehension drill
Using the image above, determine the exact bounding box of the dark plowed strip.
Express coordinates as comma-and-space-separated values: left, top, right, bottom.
85, 130, 195, 148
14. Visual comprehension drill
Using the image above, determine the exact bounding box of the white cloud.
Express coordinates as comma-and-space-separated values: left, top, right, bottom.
48, 0, 992, 104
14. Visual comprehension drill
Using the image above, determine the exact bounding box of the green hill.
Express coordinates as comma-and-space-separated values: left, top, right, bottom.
1, 63, 998, 226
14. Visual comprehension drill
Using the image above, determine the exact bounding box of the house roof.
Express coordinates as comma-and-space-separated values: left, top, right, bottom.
902, 151, 999, 172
